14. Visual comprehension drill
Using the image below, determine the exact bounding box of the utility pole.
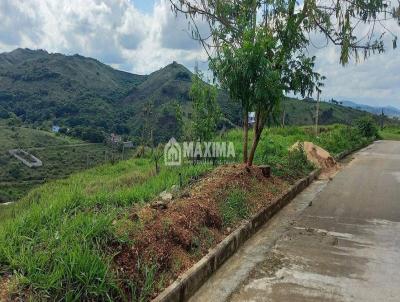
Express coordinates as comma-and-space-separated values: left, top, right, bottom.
380, 108, 384, 131
315, 90, 320, 136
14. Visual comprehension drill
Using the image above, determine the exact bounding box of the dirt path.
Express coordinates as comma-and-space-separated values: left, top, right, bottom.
190, 140, 400, 302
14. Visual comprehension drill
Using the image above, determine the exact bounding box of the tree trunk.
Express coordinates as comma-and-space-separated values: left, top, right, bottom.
247, 109, 264, 166
247, 126, 263, 166
315, 90, 320, 136
243, 110, 249, 163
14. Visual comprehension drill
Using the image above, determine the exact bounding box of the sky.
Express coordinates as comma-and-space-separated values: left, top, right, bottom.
0, 0, 399, 108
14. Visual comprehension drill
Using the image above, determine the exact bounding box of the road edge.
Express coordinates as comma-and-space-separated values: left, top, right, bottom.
153, 168, 321, 302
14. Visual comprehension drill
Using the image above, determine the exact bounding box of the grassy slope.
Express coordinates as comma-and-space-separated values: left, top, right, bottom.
380, 126, 400, 140
282, 98, 373, 125
0, 125, 374, 301
0, 126, 135, 202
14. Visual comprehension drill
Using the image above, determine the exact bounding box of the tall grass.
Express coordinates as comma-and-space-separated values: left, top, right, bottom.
219, 189, 250, 226
0, 158, 211, 300
380, 126, 400, 141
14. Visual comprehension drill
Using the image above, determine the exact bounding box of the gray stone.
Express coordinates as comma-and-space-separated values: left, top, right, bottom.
159, 190, 173, 201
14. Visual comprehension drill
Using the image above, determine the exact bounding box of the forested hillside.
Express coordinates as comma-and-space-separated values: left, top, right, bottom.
0, 48, 386, 145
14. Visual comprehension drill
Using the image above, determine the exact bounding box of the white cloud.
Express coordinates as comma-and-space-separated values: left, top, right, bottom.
0, 0, 206, 74
0, 0, 398, 107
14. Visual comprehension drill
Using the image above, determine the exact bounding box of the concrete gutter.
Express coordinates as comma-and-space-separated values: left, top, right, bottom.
153, 168, 321, 302
8, 149, 43, 168
335, 140, 374, 161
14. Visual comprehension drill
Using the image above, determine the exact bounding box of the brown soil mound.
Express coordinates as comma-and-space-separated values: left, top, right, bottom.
112, 164, 288, 300
291, 142, 339, 178
291, 142, 335, 169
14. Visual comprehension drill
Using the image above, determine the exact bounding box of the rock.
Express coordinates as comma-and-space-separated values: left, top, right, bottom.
171, 185, 179, 193
309, 201, 313, 207
159, 190, 173, 201
151, 200, 169, 210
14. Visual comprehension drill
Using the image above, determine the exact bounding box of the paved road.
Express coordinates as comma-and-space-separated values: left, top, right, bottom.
190, 140, 400, 302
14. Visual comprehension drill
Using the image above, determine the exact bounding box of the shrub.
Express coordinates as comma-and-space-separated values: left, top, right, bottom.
356, 117, 379, 138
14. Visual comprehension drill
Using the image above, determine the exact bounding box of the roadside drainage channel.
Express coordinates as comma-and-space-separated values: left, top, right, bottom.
153, 168, 321, 302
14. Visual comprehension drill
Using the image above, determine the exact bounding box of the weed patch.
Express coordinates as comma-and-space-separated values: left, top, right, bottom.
219, 189, 250, 226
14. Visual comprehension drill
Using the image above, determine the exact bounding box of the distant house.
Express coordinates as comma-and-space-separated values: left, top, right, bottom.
52, 125, 60, 133
110, 133, 122, 144
248, 112, 256, 126
123, 141, 134, 148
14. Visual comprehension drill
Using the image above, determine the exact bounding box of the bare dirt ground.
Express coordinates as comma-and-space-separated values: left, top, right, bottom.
0, 275, 10, 302
112, 164, 289, 299
292, 141, 340, 179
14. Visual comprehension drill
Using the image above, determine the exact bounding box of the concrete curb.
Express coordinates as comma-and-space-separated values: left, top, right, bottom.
153, 168, 321, 302
335, 141, 372, 161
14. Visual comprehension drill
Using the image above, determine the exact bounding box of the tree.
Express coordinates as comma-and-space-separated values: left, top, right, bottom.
170, 0, 399, 166
155, 101, 184, 144
189, 71, 221, 141
151, 143, 164, 174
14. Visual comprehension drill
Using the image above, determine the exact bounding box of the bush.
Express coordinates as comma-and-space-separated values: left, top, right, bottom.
269, 147, 315, 181
356, 117, 379, 138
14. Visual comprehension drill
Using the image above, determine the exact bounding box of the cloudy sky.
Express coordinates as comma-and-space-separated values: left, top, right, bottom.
0, 0, 399, 108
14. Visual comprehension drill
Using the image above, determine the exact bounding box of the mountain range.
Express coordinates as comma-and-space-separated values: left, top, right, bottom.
0, 48, 391, 144
0, 48, 242, 144
341, 100, 400, 118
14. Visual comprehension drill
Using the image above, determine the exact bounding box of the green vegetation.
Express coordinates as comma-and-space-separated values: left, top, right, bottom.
1, 49, 390, 148
0, 126, 135, 202
0, 49, 240, 144
0, 158, 211, 300
188, 71, 221, 141
220, 189, 250, 226
224, 124, 373, 179
281, 98, 375, 126
170, 0, 397, 166
0, 123, 376, 301
356, 116, 380, 138
380, 126, 400, 140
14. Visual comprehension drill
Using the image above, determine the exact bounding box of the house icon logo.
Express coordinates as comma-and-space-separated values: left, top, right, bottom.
164, 137, 182, 166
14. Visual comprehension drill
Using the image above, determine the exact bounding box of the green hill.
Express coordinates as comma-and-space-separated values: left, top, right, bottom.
0, 125, 135, 203
281, 98, 374, 125
0, 48, 391, 146
0, 49, 241, 144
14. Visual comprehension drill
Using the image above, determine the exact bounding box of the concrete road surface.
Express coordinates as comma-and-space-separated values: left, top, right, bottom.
190, 140, 400, 302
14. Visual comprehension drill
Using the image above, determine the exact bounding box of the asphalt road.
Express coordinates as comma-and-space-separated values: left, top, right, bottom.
190, 140, 400, 302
